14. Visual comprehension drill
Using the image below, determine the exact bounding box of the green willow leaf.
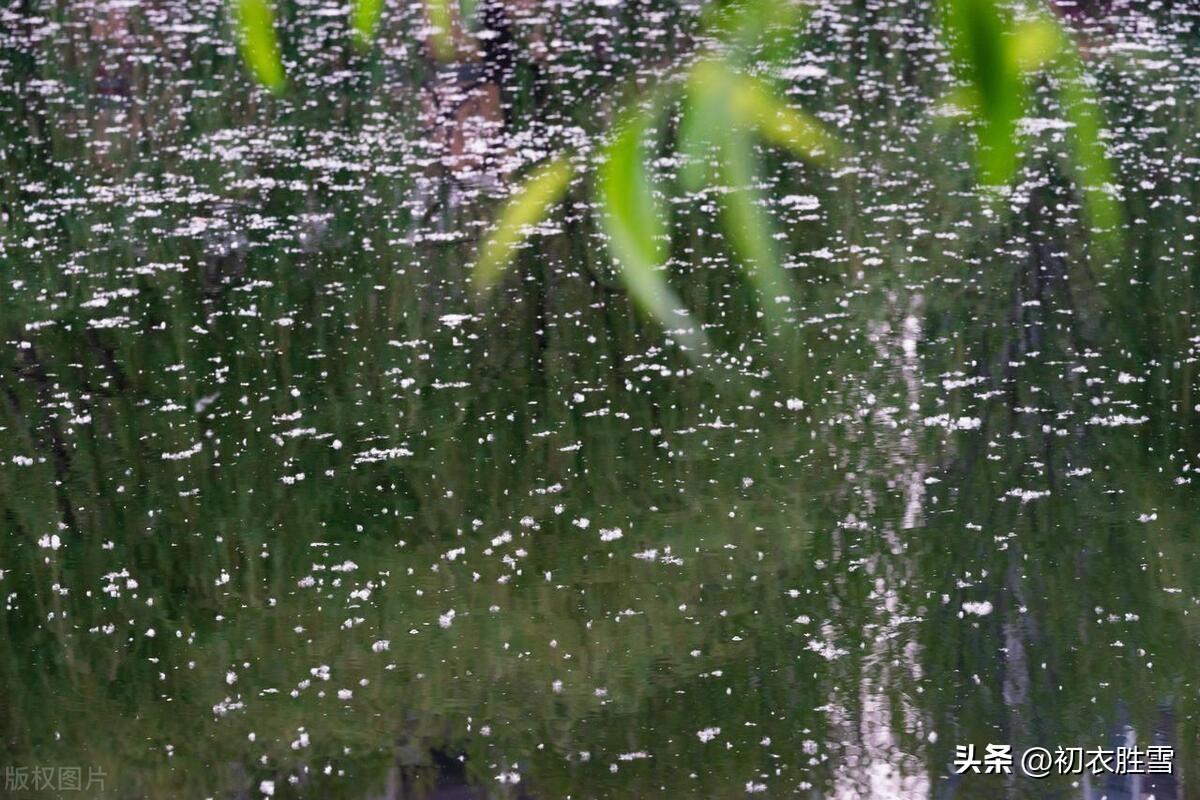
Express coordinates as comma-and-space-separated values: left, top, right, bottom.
679, 63, 733, 192
1011, 16, 1061, 72
680, 59, 830, 329
940, 0, 1120, 247
233, 0, 286, 93
717, 129, 791, 326
725, 68, 841, 163
1057, 45, 1121, 245
459, 0, 479, 31
351, 0, 384, 47
682, 60, 839, 193
940, 0, 1023, 186
472, 157, 575, 296
426, 0, 456, 61
599, 111, 708, 356
706, 0, 805, 62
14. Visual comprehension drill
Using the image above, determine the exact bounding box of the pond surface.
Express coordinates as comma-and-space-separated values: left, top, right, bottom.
2, 0, 1199, 797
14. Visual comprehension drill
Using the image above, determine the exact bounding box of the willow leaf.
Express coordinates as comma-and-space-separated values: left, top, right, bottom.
460, 0, 479, 30
679, 61, 734, 192
234, 0, 286, 93
706, 0, 805, 61
1011, 16, 1061, 72
940, 0, 1023, 186
1057, 45, 1121, 245
426, 0, 455, 60
599, 112, 707, 356
472, 157, 574, 296
726, 68, 841, 163
717, 129, 790, 326
351, 0, 385, 47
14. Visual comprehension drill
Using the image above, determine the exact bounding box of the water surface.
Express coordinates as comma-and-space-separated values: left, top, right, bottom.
2, 0, 1199, 797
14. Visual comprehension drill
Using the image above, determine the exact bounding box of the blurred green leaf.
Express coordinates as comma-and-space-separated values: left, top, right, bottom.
233, 0, 286, 93
678, 63, 733, 193
472, 157, 575, 296
351, 0, 385, 47
716, 129, 791, 325
940, 0, 1023, 186
600, 111, 708, 356
459, 0, 479, 31
940, 1, 1120, 247
426, 0, 456, 61
706, 0, 806, 62
680, 59, 831, 328
1011, 16, 1061, 71
1057, 44, 1121, 245
725, 68, 841, 163
682, 59, 838, 192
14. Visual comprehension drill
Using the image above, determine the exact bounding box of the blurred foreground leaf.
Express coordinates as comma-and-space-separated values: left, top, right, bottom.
425, 0, 456, 60
1011, 16, 1060, 71
940, 0, 1023, 186
678, 67, 731, 192
717, 130, 791, 324
233, 0, 286, 93
1056, 41, 1121, 244
599, 112, 708, 356
939, 0, 1121, 248
707, 0, 806, 61
351, 0, 385, 46
685, 60, 839, 169
724, 68, 841, 163
472, 157, 575, 296
682, 59, 836, 326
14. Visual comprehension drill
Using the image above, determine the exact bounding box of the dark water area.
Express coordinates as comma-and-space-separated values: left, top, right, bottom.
2, 0, 1200, 797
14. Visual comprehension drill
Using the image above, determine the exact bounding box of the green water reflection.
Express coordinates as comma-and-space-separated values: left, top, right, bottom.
2, 0, 1199, 797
